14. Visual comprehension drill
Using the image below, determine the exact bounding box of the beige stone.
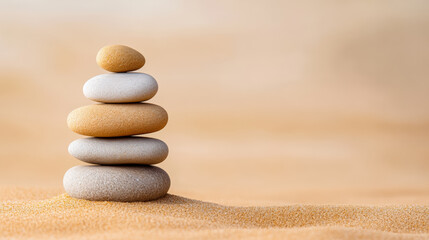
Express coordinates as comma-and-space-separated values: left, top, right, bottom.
67, 103, 168, 137
63, 165, 170, 202
96, 45, 145, 72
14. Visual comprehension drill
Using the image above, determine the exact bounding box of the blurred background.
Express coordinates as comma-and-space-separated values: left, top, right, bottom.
0, 0, 428, 203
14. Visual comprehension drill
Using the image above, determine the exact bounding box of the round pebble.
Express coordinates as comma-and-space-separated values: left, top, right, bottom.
96, 45, 145, 72
67, 103, 168, 137
68, 137, 168, 165
83, 73, 158, 103
63, 165, 170, 202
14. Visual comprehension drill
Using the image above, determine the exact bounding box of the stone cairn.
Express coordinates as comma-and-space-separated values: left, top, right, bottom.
64, 45, 170, 202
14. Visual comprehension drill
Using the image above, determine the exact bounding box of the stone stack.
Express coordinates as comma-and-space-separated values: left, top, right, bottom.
64, 45, 170, 202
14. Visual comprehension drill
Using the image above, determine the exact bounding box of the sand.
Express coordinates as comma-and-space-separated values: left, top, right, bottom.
1, 1, 429, 239
0, 187, 428, 240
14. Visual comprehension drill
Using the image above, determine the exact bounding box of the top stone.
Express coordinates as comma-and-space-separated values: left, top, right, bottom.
96, 45, 145, 72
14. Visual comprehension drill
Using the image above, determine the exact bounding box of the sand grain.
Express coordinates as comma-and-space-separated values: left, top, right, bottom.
0, 188, 428, 240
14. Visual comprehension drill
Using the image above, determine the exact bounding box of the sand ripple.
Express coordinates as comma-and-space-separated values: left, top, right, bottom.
1, 192, 428, 239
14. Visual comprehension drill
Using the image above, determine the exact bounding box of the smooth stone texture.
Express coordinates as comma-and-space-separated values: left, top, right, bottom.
67, 103, 168, 137
69, 137, 168, 165
96, 45, 145, 72
83, 73, 158, 103
63, 165, 170, 202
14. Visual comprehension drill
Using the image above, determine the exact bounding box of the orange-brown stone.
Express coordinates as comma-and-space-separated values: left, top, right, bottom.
67, 103, 168, 137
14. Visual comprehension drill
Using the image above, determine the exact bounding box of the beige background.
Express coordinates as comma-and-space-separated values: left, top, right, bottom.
0, 0, 429, 204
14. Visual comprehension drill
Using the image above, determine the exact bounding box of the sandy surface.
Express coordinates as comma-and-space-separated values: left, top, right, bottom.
1, 186, 428, 240
1, 1, 429, 239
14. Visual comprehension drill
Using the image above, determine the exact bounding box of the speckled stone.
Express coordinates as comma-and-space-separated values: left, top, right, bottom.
68, 137, 168, 165
67, 103, 168, 137
63, 165, 170, 202
96, 45, 145, 73
83, 73, 158, 103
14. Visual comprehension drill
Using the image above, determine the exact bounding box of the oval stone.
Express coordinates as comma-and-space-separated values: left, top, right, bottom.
69, 137, 168, 165
96, 45, 145, 72
83, 73, 158, 103
67, 103, 168, 137
63, 165, 170, 202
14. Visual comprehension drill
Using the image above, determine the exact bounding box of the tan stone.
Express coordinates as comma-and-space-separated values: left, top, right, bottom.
67, 103, 168, 137
96, 45, 145, 72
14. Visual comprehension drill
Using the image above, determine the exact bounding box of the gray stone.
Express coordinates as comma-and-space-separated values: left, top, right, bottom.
68, 137, 168, 165
63, 165, 170, 202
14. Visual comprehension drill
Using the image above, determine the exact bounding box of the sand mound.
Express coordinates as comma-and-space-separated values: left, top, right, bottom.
1, 188, 428, 240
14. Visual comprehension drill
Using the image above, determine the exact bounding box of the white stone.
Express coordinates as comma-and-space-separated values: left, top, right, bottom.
63, 165, 170, 202
68, 137, 168, 165
83, 72, 158, 103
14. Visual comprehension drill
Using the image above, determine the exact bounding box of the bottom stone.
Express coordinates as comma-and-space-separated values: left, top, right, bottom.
63, 165, 170, 202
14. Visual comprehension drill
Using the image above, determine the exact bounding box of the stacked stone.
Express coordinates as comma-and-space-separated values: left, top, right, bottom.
64, 45, 170, 202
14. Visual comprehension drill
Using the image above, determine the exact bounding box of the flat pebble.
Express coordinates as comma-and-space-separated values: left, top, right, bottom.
69, 137, 168, 165
83, 73, 158, 103
63, 165, 170, 202
96, 45, 145, 72
67, 103, 168, 137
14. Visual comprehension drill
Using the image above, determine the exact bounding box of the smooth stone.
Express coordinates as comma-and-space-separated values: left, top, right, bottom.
68, 137, 168, 165
83, 73, 158, 103
96, 45, 145, 72
67, 103, 168, 137
63, 165, 170, 202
